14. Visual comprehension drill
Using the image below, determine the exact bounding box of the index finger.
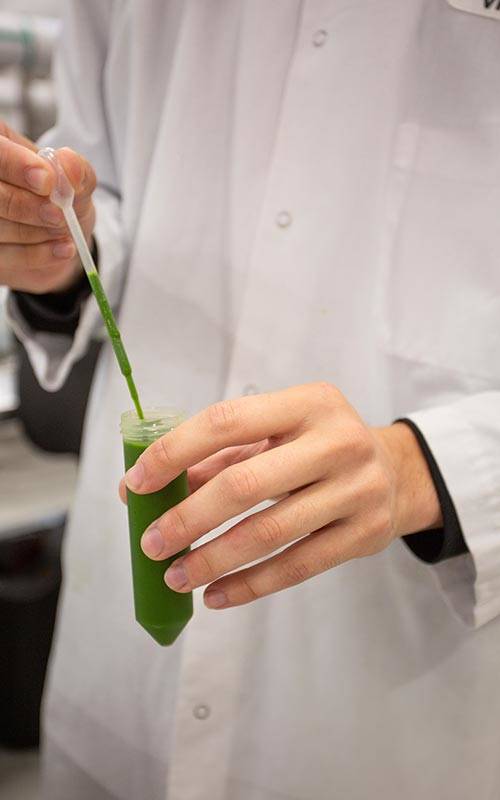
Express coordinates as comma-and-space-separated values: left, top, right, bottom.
124, 386, 312, 495
0, 135, 54, 195
57, 147, 97, 200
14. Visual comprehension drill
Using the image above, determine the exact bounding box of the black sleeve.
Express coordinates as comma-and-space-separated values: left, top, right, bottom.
397, 418, 468, 564
12, 239, 98, 336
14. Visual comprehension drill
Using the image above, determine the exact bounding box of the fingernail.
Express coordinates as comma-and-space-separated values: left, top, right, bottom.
204, 589, 228, 609
39, 202, 63, 225
52, 241, 75, 259
25, 166, 50, 192
141, 528, 164, 558
164, 561, 188, 590
126, 461, 144, 491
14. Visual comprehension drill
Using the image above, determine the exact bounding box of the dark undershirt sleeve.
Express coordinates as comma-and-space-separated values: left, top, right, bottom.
397, 418, 468, 564
12, 238, 98, 336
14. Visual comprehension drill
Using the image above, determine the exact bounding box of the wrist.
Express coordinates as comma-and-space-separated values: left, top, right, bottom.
374, 423, 443, 537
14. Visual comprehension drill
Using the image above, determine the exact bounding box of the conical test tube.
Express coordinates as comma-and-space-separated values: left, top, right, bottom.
121, 408, 193, 645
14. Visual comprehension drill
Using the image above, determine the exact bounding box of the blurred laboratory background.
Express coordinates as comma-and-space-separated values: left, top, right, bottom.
0, 2, 96, 797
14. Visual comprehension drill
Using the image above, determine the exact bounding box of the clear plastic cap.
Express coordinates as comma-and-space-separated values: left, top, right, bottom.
120, 407, 185, 444
38, 146, 75, 209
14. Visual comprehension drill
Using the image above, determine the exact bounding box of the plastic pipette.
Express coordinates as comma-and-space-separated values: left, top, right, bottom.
39, 147, 144, 419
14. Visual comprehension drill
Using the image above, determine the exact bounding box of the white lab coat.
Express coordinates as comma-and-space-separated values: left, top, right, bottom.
8, 1, 500, 798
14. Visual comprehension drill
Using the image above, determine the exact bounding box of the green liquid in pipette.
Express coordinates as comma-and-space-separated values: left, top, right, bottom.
87, 270, 144, 419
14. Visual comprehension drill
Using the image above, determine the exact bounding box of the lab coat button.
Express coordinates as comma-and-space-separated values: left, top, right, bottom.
193, 703, 211, 720
276, 210, 292, 228
312, 29, 328, 47
242, 383, 259, 396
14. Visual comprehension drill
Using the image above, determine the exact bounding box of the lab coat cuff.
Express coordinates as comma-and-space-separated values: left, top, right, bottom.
397, 418, 468, 563
406, 400, 500, 628
6, 187, 125, 393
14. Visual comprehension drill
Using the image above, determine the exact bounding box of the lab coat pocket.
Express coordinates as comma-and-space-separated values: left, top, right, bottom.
377, 121, 500, 383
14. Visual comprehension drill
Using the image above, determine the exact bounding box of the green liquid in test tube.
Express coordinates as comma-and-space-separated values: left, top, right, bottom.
121, 409, 193, 645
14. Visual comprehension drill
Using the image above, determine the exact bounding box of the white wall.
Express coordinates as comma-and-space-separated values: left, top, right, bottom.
0, 0, 61, 17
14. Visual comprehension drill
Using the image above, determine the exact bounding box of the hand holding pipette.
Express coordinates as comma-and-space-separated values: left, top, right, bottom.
39, 147, 144, 419
0, 122, 95, 294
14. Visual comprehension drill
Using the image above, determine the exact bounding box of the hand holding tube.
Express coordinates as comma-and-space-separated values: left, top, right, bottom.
120, 383, 442, 610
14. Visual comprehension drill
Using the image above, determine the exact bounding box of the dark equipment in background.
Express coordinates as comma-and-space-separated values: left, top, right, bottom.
0, 523, 63, 748
0, 342, 100, 748
17, 339, 101, 455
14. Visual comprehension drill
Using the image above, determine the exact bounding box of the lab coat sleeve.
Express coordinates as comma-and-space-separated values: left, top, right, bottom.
406, 392, 500, 629
6, 0, 125, 392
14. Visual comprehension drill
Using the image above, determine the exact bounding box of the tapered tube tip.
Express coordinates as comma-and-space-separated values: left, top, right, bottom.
138, 618, 191, 646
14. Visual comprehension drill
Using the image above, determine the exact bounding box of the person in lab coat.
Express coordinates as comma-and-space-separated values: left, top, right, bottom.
1, 1, 500, 799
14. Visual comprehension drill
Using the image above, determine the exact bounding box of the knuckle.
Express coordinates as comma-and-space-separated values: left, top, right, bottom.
282, 558, 311, 586
24, 243, 44, 270
222, 464, 260, 503
17, 222, 33, 244
311, 539, 342, 572
339, 423, 374, 465
51, 227, 69, 240
293, 497, 317, 535
364, 464, 392, 504
313, 380, 342, 407
321, 550, 342, 571
186, 546, 214, 585
153, 433, 176, 470
313, 430, 336, 470
356, 510, 393, 555
4, 187, 22, 221
238, 572, 260, 602
349, 422, 373, 455
370, 508, 393, 541
206, 400, 240, 437
165, 505, 192, 543
251, 513, 284, 550
0, 143, 9, 179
